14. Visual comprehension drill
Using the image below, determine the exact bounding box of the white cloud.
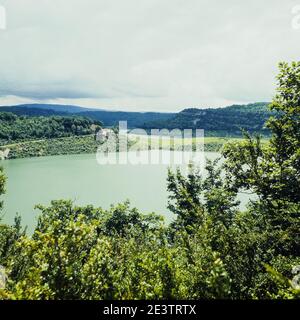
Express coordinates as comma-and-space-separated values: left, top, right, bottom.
0, 0, 299, 111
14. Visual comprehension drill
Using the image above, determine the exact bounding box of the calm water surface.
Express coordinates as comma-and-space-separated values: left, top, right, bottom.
1, 151, 250, 233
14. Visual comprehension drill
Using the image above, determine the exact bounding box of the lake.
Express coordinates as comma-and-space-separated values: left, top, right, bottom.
0, 151, 250, 233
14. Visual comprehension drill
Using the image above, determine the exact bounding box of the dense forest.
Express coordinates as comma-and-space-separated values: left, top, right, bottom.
0, 62, 299, 300
0, 113, 102, 145
0, 102, 275, 136
142, 102, 274, 136
0, 104, 175, 129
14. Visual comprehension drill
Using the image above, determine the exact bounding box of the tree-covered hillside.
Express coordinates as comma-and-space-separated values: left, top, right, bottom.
0, 102, 274, 135
78, 110, 175, 128
142, 102, 273, 136
0, 113, 102, 145
0, 104, 175, 129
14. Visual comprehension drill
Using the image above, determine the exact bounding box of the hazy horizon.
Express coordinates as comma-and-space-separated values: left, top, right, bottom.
0, 100, 270, 113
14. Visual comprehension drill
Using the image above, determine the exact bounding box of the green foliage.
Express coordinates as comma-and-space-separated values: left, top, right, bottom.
0, 133, 137, 160
220, 62, 300, 297
0, 104, 175, 129
143, 102, 273, 137
0, 216, 25, 266
1, 135, 103, 159
1, 201, 229, 300
165, 62, 300, 298
223, 62, 300, 204
0, 167, 5, 212
167, 159, 239, 231
1, 102, 274, 134
0, 112, 102, 145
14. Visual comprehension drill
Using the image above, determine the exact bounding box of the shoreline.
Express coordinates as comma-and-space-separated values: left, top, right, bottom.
0, 135, 237, 160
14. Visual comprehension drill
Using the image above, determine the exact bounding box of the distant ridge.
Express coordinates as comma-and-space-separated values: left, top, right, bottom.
0, 103, 96, 113
0, 103, 176, 128
142, 102, 273, 136
0, 102, 273, 135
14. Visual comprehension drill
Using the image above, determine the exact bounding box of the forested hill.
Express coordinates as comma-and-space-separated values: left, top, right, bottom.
142, 102, 273, 136
0, 112, 102, 145
0, 102, 274, 136
0, 103, 94, 114
0, 104, 176, 128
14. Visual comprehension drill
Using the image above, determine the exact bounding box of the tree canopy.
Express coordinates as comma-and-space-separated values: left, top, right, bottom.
0, 113, 102, 145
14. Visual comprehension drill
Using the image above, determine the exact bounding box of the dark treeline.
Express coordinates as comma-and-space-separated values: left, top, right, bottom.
0, 113, 102, 145
1, 102, 274, 136
142, 102, 274, 136
0, 62, 299, 300
0, 105, 175, 129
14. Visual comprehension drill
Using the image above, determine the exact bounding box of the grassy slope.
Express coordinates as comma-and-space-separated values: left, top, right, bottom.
126, 135, 252, 152
0, 135, 102, 159
0, 134, 268, 160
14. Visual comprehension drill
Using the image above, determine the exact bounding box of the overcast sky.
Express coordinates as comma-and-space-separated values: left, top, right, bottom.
0, 0, 299, 112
